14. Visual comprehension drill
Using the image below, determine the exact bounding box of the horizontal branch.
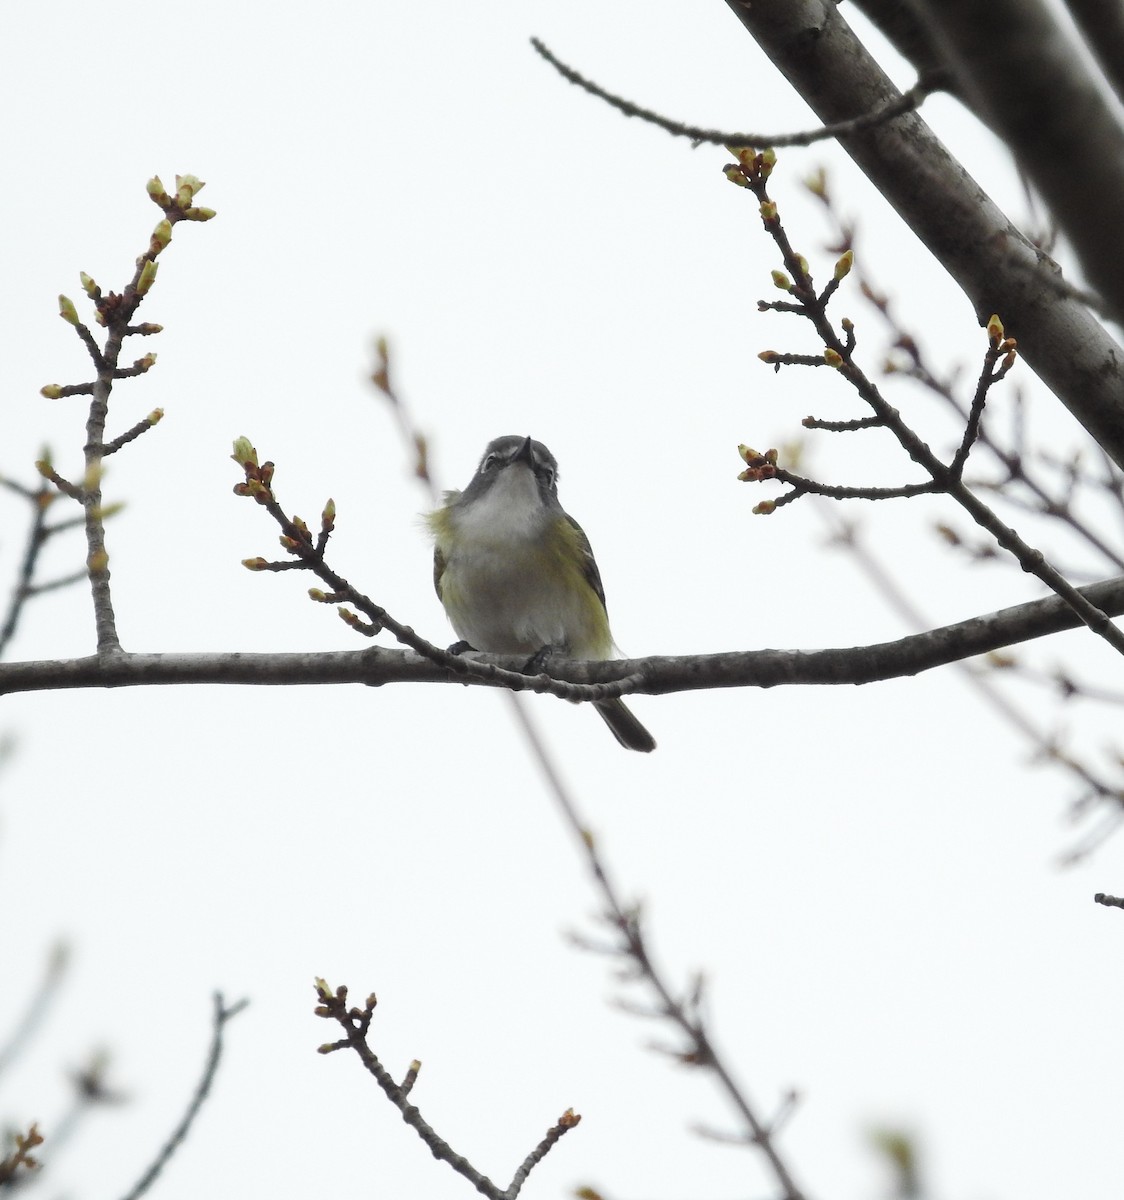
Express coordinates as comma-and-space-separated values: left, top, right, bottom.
3, 576, 1123, 699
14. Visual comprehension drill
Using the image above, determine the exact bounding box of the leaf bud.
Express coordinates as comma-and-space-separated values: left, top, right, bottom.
231, 436, 259, 467
136, 259, 159, 296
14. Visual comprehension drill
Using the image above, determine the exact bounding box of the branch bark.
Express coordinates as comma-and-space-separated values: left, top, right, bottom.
907, 0, 1124, 319
722, 0, 1124, 469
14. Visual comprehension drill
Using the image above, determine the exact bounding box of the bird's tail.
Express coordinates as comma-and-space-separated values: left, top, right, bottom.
594, 698, 656, 753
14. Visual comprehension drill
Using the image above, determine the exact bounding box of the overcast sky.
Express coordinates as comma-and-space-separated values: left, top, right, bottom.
2, 3, 1122, 1199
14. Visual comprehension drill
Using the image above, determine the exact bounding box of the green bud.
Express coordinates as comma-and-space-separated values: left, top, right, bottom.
231, 436, 259, 467
40, 384, 62, 399
151, 219, 173, 251
136, 259, 159, 296
58, 295, 80, 325
725, 145, 756, 166
175, 174, 204, 206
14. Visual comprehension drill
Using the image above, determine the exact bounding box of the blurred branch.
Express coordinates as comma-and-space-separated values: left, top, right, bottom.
906, 0, 1124, 320
0, 474, 96, 659
511, 693, 809, 1200
1063, 0, 1124, 106
821, 509, 1124, 858
0, 942, 68, 1080
314, 981, 579, 1198
0, 1128, 42, 1187
117, 993, 247, 1200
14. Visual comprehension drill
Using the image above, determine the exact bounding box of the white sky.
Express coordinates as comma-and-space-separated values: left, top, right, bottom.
2, 3, 1123, 1199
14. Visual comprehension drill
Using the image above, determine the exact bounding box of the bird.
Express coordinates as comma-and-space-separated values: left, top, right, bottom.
426, 435, 655, 752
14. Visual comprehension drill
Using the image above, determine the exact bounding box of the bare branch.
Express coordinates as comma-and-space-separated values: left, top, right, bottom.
721, 0, 1124, 468
314, 982, 578, 1198
47, 175, 214, 659
530, 36, 939, 148
506, 705, 809, 1200
2, 574, 1124, 698
0, 942, 69, 1080
908, 0, 1124, 319
727, 151, 1124, 658
117, 993, 247, 1200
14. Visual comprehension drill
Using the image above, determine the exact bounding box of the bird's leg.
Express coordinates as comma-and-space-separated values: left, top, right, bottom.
447, 640, 476, 655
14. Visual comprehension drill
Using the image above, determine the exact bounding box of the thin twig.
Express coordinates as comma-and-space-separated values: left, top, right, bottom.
48, 176, 213, 658
315, 983, 578, 1199
117, 993, 248, 1200
0, 942, 68, 1079
820, 506, 1124, 856
731, 153, 1124, 660
507, 699, 809, 1200
0, 484, 54, 658
530, 37, 940, 148
233, 445, 643, 707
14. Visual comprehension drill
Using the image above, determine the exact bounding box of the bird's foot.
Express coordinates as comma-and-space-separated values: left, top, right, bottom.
522, 644, 555, 674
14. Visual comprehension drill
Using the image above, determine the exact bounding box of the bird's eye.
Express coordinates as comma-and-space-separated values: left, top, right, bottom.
482, 453, 499, 472
538, 467, 556, 489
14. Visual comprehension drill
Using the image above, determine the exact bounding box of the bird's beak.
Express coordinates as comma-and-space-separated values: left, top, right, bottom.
513, 436, 535, 466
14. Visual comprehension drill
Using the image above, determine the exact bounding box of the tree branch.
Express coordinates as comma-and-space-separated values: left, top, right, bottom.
1063, 0, 1124, 108
2, 575, 1123, 697
117, 993, 248, 1200
907, 0, 1124, 320
315, 982, 579, 1199
721, 0, 1124, 468
530, 36, 940, 148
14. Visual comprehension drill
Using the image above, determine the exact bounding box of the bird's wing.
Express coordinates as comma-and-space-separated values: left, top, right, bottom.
566, 514, 607, 612
432, 545, 447, 600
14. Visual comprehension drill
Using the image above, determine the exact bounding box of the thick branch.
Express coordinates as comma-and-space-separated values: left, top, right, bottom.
1063, 0, 1124, 107
722, 0, 1124, 468
3, 575, 1123, 697
908, 0, 1124, 319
